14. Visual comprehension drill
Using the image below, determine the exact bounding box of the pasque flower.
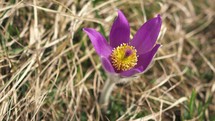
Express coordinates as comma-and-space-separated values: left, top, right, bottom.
83, 10, 162, 77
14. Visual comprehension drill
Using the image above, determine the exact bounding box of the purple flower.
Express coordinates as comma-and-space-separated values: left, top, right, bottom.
83, 10, 162, 77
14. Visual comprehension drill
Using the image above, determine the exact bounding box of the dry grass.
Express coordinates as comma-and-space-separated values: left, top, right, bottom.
0, 0, 215, 120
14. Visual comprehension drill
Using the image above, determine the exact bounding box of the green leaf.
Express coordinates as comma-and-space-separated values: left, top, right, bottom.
189, 89, 196, 118
8, 24, 20, 36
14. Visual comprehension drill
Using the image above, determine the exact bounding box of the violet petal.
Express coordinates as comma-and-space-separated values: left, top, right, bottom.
136, 44, 161, 71
120, 67, 142, 77
120, 44, 160, 77
110, 10, 130, 48
83, 28, 112, 57
101, 56, 115, 73
130, 15, 162, 55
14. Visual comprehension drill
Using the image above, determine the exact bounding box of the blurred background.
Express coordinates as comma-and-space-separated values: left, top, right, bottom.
0, 0, 214, 120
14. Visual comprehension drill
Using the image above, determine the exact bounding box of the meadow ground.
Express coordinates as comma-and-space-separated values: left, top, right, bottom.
0, 0, 215, 120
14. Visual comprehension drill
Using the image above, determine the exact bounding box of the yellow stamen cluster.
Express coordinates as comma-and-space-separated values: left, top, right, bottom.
110, 43, 138, 71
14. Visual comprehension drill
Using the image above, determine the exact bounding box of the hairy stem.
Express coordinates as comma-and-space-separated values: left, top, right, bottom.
99, 77, 116, 110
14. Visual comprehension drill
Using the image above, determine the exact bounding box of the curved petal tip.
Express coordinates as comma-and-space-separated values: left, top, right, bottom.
109, 10, 130, 48
130, 14, 162, 55
156, 14, 162, 24
83, 28, 112, 57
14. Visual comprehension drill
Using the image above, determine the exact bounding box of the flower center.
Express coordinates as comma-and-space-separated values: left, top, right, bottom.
110, 43, 138, 71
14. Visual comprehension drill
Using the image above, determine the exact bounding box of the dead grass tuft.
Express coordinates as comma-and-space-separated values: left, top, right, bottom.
0, 0, 214, 120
